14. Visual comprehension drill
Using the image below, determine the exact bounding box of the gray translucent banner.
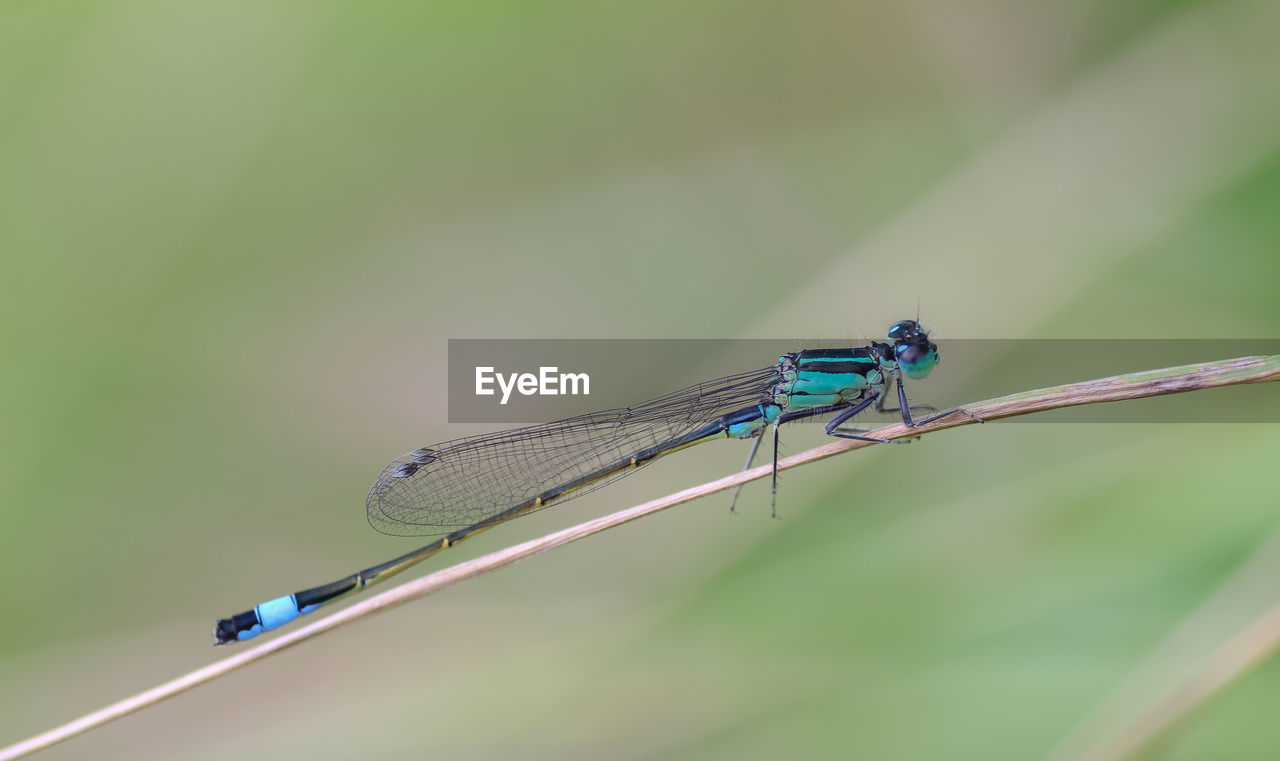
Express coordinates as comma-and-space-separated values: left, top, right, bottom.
448, 339, 1280, 424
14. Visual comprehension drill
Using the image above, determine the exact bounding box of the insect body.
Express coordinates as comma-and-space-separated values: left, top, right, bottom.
215, 319, 966, 644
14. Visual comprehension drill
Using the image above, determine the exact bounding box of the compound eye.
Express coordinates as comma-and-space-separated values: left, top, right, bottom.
896, 343, 938, 380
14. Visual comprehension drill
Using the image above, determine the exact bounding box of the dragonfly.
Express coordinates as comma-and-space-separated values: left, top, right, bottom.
215, 319, 973, 644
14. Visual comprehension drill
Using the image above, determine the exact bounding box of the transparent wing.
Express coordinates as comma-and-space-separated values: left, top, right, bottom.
367, 365, 781, 536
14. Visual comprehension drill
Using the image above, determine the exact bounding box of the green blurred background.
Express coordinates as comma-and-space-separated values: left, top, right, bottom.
3, 1, 1280, 759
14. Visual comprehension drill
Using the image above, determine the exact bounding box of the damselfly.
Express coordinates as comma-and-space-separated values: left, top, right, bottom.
215, 320, 971, 644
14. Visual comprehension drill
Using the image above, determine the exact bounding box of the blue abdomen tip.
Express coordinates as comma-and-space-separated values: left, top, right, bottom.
255, 595, 301, 631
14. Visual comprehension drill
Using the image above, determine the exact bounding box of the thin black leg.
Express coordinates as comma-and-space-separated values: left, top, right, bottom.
909, 406, 984, 427
878, 378, 935, 415
771, 424, 780, 518
894, 377, 984, 429
824, 395, 897, 443
729, 435, 763, 514
897, 376, 915, 426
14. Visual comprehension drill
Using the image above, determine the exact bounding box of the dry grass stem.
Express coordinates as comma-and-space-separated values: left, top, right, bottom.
2, 354, 1277, 761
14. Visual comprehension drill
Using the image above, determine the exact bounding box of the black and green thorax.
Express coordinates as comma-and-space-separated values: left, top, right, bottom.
769, 344, 896, 414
